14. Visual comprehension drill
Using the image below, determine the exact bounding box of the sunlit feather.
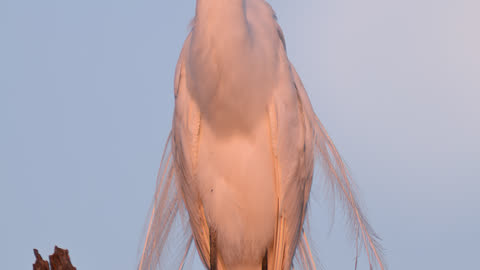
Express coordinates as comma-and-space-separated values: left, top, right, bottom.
139, 1, 385, 269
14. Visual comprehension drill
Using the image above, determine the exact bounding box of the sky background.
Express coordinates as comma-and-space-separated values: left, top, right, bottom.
1, 0, 479, 269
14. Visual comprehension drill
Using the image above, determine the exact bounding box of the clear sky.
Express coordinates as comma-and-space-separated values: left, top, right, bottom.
1, 0, 479, 269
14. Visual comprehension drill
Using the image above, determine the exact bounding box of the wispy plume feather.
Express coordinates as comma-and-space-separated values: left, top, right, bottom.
292, 66, 386, 270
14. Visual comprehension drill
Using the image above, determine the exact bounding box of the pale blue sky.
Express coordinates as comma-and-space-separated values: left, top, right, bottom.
1, 0, 479, 269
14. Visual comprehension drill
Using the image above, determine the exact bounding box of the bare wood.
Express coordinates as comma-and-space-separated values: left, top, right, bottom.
33, 246, 76, 270
33, 249, 49, 270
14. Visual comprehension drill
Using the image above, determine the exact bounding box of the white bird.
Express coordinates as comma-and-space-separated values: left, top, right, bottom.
139, 1, 385, 270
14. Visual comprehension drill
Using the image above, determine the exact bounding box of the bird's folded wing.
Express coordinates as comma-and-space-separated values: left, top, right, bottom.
267, 57, 315, 269
139, 32, 212, 270
172, 32, 214, 270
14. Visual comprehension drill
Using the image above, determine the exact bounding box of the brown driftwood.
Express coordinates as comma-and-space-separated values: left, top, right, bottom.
33, 246, 76, 270
33, 249, 49, 270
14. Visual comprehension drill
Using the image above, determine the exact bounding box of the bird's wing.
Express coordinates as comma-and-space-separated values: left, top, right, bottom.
172, 32, 215, 270
253, 2, 315, 267
290, 63, 386, 270
268, 102, 313, 270
263, 1, 385, 266
267, 63, 314, 270
264, 25, 313, 270
139, 32, 212, 270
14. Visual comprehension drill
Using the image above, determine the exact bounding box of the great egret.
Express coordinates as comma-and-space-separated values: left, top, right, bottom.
139, 0, 385, 269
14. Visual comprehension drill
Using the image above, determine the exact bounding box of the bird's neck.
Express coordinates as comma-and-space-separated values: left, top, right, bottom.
190, 0, 276, 136
195, 0, 248, 32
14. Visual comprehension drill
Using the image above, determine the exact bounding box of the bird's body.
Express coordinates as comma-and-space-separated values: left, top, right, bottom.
140, 1, 385, 269
185, 1, 300, 267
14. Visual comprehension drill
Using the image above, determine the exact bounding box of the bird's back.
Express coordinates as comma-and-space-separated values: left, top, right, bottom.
184, 0, 302, 268
140, 1, 385, 269
179, 0, 309, 269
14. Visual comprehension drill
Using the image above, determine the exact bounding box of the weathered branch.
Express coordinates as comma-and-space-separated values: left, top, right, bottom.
33, 249, 49, 270
33, 246, 76, 270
